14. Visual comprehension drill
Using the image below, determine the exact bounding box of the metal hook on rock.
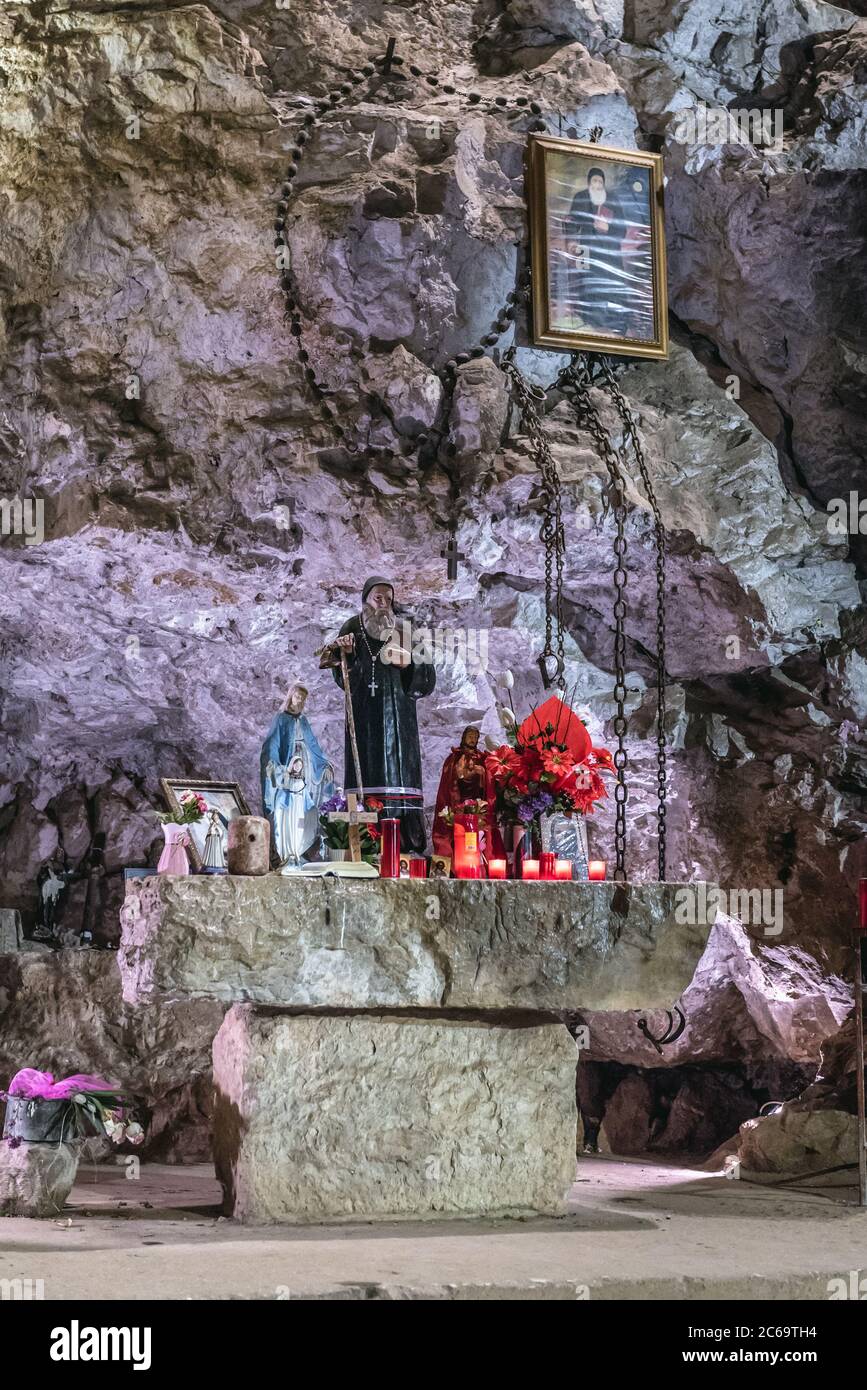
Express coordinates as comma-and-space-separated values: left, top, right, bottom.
637, 1005, 686, 1055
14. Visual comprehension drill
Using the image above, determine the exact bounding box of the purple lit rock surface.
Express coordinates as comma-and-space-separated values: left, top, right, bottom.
0, 1, 865, 1160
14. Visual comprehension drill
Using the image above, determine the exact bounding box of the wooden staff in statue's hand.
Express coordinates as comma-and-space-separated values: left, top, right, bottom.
318, 635, 363, 798
317, 635, 377, 862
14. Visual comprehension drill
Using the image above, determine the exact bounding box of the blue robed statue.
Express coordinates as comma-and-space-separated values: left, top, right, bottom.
260, 683, 335, 870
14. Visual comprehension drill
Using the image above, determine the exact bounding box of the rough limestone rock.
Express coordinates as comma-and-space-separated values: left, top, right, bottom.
213, 1005, 578, 1222
118, 874, 714, 1013
576, 914, 853, 1069
736, 1107, 858, 1177
0, 950, 223, 1162
0, 1140, 80, 1217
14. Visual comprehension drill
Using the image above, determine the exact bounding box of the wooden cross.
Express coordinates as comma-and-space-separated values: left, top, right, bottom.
441, 533, 465, 581
327, 793, 378, 863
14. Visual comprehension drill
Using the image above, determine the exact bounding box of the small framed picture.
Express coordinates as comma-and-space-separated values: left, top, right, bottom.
429, 855, 451, 880
160, 779, 251, 872
526, 135, 668, 360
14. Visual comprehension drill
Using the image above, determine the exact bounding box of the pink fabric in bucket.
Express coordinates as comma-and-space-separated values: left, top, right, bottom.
7, 1069, 116, 1099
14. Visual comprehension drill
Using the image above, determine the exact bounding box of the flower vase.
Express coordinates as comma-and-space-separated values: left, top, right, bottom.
157, 824, 191, 875
538, 812, 589, 880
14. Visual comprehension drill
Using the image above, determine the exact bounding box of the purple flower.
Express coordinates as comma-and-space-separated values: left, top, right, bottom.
320, 793, 347, 815
516, 791, 554, 823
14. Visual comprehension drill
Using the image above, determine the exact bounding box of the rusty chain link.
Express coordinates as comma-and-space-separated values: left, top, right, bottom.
599, 360, 668, 882
556, 355, 631, 882
501, 347, 566, 690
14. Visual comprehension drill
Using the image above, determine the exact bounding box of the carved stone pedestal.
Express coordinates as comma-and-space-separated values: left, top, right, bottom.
213, 1006, 578, 1223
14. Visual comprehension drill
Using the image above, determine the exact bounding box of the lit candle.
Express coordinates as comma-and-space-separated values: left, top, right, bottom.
555, 859, 572, 880
452, 820, 467, 876
588, 860, 606, 881
456, 831, 482, 880
488, 859, 507, 879
409, 857, 428, 879
521, 858, 540, 880
539, 852, 556, 880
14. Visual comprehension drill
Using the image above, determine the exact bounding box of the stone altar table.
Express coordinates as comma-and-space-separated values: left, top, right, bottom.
119, 877, 714, 1224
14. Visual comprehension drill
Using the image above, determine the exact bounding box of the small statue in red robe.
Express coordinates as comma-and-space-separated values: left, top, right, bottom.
433, 726, 505, 860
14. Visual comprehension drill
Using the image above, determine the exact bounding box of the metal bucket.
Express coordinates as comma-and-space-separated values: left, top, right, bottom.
2, 1095, 76, 1144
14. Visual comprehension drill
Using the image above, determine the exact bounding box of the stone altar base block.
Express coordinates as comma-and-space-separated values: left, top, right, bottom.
213, 1005, 579, 1224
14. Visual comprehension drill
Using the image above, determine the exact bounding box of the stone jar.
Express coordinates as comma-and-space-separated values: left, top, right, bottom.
227, 816, 270, 875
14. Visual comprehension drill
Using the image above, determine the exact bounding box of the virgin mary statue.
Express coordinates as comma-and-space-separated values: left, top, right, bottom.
260, 684, 335, 869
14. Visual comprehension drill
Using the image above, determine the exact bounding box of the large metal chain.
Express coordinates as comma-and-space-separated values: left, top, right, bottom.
599, 360, 668, 882
501, 349, 566, 689
556, 355, 630, 882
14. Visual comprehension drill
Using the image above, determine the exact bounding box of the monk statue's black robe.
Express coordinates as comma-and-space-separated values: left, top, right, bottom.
332, 614, 435, 853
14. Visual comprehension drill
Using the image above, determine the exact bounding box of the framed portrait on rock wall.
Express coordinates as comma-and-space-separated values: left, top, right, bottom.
526, 135, 668, 360
160, 778, 251, 871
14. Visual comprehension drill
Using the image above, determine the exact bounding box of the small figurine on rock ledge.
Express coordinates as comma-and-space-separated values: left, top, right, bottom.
433, 726, 505, 863
260, 683, 335, 870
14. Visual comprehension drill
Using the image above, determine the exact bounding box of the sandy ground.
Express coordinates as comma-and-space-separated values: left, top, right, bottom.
1, 1155, 865, 1300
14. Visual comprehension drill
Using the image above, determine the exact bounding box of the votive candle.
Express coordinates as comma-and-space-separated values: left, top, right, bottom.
588, 860, 606, 881
488, 859, 507, 879
379, 819, 400, 878
521, 858, 540, 880
456, 831, 482, 880
409, 857, 428, 879
555, 859, 572, 880
539, 851, 556, 880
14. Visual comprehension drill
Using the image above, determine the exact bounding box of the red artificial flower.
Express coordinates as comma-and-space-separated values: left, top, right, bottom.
590, 745, 614, 772
541, 747, 572, 779
486, 746, 522, 786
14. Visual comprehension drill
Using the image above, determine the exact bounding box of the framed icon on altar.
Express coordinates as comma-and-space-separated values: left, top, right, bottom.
429, 855, 451, 880
160, 779, 251, 871
526, 135, 668, 360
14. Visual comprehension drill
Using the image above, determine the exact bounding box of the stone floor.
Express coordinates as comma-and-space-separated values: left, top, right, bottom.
1, 1155, 865, 1300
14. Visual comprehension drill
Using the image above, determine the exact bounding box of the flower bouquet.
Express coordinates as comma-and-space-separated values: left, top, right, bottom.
1, 1070, 143, 1149
435, 797, 489, 829
157, 790, 208, 826
319, 793, 382, 861
486, 691, 613, 874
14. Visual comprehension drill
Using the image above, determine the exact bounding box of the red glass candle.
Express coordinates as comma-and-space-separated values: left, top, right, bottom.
457, 831, 482, 879
488, 859, 507, 879
409, 857, 428, 879
521, 858, 540, 880
539, 852, 556, 881
860, 879, 867, 933
452, 820, 467, 876
379, 818, 400, 878
555, 859, 572, 880
588, 860, 606, 881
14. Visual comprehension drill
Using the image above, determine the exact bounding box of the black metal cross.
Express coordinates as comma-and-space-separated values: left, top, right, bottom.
441, 534, 465, 581
382, 37, 397, 75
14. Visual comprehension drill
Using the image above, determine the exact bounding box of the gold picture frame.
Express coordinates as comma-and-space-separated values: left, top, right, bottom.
160, 778, 251, 872
527, 135, 668, 360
